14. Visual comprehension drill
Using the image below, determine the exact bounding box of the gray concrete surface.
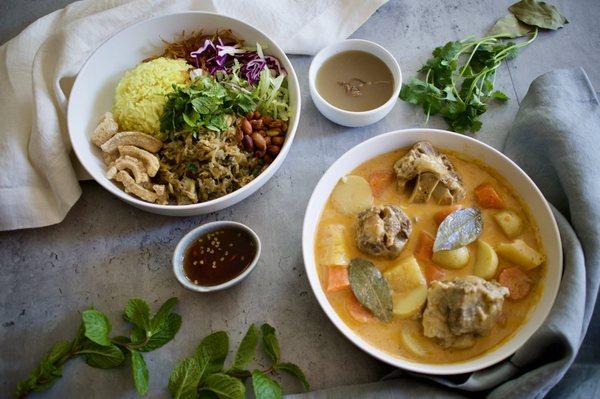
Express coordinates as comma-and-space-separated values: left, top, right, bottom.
1, 0, 599, 398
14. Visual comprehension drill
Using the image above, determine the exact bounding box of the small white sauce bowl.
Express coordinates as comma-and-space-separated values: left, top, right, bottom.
309, 39, 402, 127
172, 221, 261, 292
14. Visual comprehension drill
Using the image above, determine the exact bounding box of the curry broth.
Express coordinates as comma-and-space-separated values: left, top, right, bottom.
315, 148, 544, 363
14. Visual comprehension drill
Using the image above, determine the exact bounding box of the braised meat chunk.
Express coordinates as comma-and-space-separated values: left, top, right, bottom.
422, 276, 508, 348
355, 205, 412, 259
394, 141, 465, 204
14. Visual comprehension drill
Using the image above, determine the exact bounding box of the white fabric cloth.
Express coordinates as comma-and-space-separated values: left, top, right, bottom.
0, 0, 387, 231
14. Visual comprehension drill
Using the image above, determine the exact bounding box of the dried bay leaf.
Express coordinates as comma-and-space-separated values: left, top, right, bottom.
490, 14, 533, 38
509, 0, 568, 30
348, 258, 393, 322
433, 207, 483, 252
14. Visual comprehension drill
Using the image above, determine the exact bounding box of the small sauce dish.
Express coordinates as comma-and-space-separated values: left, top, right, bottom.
172, 221, 261, 292
309, 39, 402, 127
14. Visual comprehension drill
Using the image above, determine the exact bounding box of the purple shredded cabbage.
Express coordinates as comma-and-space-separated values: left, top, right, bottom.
189, 37, 285, 84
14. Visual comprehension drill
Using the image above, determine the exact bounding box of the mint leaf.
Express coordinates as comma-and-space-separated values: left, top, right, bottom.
275, 362, 310, 391
168, 357, 202, 399
150, 297, 178, 331
196, 331, 229, 375
260, 324, 280, 364
82, 310, 112, 346
131, 350, 149, 395
124, 298, 151, 331
231, 324, 259, 370
140, 313, 182, 352
15, 340, 72, 397
201, 373, 245, 399
251, 370, 282, 399
77, 342, 125, 369
130, 326, 146, 345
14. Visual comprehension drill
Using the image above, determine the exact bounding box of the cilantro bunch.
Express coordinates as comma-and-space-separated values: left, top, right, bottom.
400, 0, 567, 133
400, 31, 537, 133
16, 298, 181, 398
168, 323, 309, 399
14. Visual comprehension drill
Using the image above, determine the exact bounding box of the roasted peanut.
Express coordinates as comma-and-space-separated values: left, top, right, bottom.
251, 133, 267, 151
245, 112, 254, 120
265, 136, 272, 146
241, 118, 252, 135
266, 129, 280, 137
271, 136, 284, 146
242, 135, 254, 152
254, 150, 266, 158
235, 128, 243, 143
262, 115, 273, 124
263, 154, 274, 163
253, 111, 261, 119
267, 145, 281, 156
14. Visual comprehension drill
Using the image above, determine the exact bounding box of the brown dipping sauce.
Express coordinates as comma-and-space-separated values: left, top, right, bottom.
316, 50, 394, 112
183, 227, 257, 286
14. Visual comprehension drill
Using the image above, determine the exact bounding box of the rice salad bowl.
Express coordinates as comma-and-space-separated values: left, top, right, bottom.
70, 13, 299, 212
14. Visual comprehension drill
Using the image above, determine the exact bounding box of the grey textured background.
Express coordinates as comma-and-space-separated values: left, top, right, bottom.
1, 0, 599, 398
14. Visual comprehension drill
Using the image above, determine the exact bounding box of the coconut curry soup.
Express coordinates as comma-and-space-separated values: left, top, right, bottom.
315, 141, 545, 363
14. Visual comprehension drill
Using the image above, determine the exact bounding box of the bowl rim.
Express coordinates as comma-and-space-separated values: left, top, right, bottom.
301, 128, 562, 375
67, 11, 301, 210
172, 221, 262, 292
308, 39, 402, 116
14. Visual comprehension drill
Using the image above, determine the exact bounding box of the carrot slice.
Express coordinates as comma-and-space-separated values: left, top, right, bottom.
434, 205, 463, 225
327, 266, 350, 292
415, 231, 434, 263
498, 267, 531, 300
346, 293, 377, 323
424, 263, 446, 283
368, 170, 395, 197
474, 183, 505, 209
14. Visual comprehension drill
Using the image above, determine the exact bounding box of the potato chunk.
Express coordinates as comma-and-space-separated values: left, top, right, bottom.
494, 210, 523, 238
401, 327, 434, 357
473, 240, 498, 279
318, 225, 349, 266
384, 256, 426, 292
331, 175, 374, 215
432, 247, 470, 269
392, 286, 428, 318
496, 239, 544, 270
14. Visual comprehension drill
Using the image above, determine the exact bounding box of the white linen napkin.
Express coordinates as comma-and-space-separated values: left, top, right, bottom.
0, 0, 387, 231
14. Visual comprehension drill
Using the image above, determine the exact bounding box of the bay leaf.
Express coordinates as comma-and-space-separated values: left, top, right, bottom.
489, 14, 533, 38
348, 258, 393, 322
509, 0, 568, 30
433, 207, 483, 252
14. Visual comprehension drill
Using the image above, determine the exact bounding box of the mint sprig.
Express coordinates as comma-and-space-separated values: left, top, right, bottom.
16, 297, 180, 398
168, 323, 309, 399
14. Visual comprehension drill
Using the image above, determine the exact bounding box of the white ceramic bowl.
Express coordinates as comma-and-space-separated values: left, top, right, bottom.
302, 128, 562, 375
172, 221, 261, 292
68, 12, 300, 216
309, 39, 401, 127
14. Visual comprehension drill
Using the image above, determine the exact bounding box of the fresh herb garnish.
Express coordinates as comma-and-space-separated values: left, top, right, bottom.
168, 323, 309, 399
400, 0, 567, 133
160, 76, 255, 137
16, 297, 181, 398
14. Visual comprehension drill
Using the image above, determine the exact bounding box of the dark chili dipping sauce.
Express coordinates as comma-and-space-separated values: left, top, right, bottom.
183, 227, 256, 286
